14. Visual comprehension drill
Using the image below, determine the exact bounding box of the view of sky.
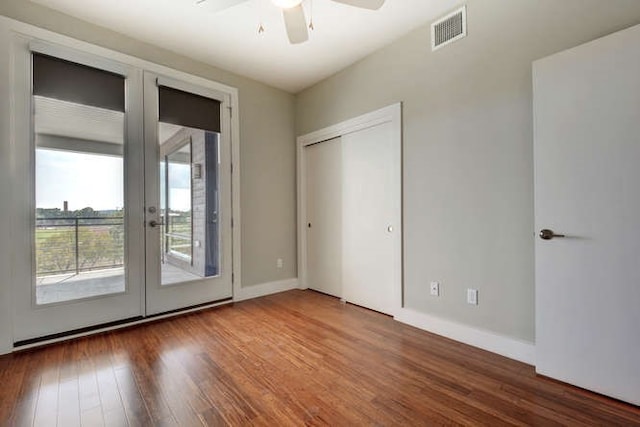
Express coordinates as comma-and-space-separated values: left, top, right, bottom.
36, 148, 191, 212
36, 149, 124, 211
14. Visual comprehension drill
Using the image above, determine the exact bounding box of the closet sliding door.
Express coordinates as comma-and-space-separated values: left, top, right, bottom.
305, 137, 343, 298
302, 105, 402, 316
341, 122, 400, 315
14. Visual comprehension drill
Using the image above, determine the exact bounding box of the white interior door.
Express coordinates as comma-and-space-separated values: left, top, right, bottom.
342, 123, 400, 316
534, 24, 640, 405
143, 73, 233, 315
305, 138, 343, 298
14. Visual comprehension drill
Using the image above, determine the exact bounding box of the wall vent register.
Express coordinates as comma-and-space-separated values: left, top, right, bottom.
431, 5, 467, 51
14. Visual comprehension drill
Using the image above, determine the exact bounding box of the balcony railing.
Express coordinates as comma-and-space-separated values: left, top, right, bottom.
35, 216, 124, 276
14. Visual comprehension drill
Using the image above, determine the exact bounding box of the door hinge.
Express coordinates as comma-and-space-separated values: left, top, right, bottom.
227, 105, 233, 117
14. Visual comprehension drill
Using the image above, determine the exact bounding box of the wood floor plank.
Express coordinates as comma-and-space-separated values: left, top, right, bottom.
33, 346, 63, 427
1, 289, 639, 426
7, 351, 46, 427
113, 366, 154, 427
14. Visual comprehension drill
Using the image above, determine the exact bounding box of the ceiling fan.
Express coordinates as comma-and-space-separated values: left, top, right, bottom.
196, 0, 386, 44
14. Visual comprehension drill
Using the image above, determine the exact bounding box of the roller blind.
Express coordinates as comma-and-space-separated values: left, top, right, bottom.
32, 53, 125, 112
158, 86, 221, 133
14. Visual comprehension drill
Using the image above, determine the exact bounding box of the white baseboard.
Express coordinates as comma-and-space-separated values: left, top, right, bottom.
395, 308, 535, 365
234, 278, 299, 302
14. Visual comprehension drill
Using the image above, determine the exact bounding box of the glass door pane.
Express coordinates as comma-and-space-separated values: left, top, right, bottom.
159, 127, 219, 286
165, 142, 194, 276
35, 96, 125, 305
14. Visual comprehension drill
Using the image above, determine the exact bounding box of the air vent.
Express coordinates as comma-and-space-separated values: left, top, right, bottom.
431, 5, 467, 51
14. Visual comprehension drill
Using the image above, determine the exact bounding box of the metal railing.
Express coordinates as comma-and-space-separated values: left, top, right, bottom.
35, 216, 124, 276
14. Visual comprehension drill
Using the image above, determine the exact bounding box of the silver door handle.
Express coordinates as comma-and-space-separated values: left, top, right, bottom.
149, 220, 164, 228
539, 229, 565, 240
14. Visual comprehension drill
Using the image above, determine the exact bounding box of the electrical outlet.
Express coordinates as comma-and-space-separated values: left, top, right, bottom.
467, 289, 478, 305
430, 281, 440, 297
276, 258, 284, 269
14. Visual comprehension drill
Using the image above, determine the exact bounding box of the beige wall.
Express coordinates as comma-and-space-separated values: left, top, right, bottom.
296, 0, 640, 342
0, 0, 298, 289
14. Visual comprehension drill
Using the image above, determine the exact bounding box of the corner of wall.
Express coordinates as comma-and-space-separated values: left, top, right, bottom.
234, 278, 299, 302
395, 308, 535, 365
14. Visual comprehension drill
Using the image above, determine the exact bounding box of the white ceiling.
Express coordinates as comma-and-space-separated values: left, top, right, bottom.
31, 0, 460, 93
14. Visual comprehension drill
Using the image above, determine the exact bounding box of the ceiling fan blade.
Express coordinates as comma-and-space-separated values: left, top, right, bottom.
330, 0, 385, 10
196, 0, 250, 13
283, 5, 309, 44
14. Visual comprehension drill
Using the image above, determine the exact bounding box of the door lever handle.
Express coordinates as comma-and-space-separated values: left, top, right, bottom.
149, 220, 164, 228
539, 229, 565, 240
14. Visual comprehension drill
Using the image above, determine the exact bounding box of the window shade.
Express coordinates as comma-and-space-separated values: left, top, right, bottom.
158, 86, 221, 133
33, 53, 125, 112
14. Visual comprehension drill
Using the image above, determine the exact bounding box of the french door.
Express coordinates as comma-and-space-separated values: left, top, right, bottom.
143, 73, 233, 315
11, 40, 233, 343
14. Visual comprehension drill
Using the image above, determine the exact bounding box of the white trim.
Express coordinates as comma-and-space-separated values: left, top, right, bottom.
234, 278, 299, 302
297, 103, 402, 147
296, 133, 307, 291
231, 95, 242, 303
395, 308, 536, 365
296, 103, 402, 313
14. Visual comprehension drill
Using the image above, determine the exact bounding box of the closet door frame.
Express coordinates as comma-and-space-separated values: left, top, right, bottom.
296, 103, 403, 314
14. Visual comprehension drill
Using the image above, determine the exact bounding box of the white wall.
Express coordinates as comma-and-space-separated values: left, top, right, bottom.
296, 0, 640, 343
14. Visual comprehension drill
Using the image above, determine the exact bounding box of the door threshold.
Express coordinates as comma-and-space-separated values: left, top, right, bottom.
13, 297, 233, 351
146, 297, 233, 319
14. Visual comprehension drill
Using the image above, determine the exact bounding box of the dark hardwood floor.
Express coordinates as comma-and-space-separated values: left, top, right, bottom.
0, 290, 639, 426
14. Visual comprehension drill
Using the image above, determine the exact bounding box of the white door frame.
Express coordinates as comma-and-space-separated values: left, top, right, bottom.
1, 16, 242, 350
296, 103, 403, 313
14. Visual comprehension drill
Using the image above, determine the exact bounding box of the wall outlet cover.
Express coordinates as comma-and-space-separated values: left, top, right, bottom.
467, 288, 478, 305
430, 281, 440, 297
